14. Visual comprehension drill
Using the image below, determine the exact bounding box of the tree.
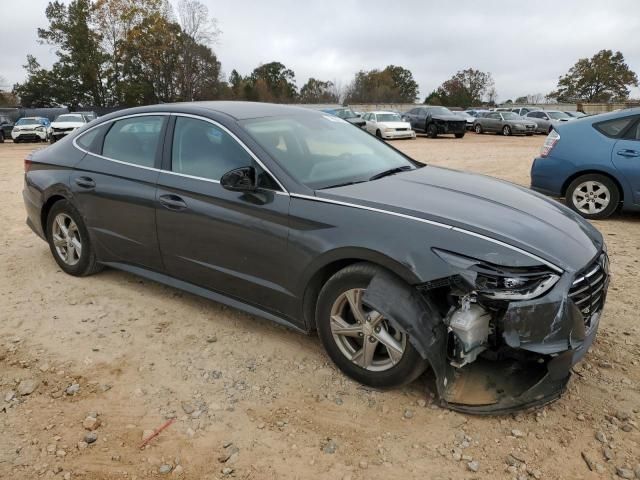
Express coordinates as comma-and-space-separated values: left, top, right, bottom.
299, 78, 339, 103
549, 50, 638, 102
246, 62, 297, 102
344, 65, 419, 103
428, 68, 495, 107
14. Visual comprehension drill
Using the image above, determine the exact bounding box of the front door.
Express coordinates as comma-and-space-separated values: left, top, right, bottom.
155, 115, 294, 320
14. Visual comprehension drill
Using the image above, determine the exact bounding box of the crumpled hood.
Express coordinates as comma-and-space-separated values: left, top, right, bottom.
319, 166, 603, 272
432, 114, 466, 122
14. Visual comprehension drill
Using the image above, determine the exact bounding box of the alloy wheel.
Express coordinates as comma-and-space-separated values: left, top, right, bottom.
572, 181, 610, 215
52, 213, 82, 266
330, 288, 406, 371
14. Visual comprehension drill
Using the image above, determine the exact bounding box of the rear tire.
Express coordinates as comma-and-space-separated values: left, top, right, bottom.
316, 263, 428, 389
46, 200, 103, 276
565, 174, 620, 219
455, 132, 465, 139
0, 131, 4, 143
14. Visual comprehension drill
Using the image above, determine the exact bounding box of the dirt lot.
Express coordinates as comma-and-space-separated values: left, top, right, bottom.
1, 134, 639, 480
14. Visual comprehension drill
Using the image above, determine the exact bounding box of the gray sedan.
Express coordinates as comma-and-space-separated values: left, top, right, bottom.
525, 110, 573, 134
473, 111, 536, 136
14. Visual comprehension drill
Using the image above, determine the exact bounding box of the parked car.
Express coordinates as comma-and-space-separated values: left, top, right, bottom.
525, 110, 573, 134
0, 115, 13, 143
362, 111, 416, 139
453, 111, 475, 130
76, 111, 98, 121
321, 107, 366, 127
510, 106, 536, 117
11, 117, 52, 143
564, 111, 587, 118
465, 109, 489, 118
531, 108, 640, 219
23, 102, 608, 413
50, 113, 90, 142
474, 112, 537, 136
402, 106, 466, 138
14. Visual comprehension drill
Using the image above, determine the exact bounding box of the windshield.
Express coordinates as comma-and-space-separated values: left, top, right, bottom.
501, 112, 519, 120
241, 114, 417, 190
428, 107, 453, 116
376, 113, 402, 122
548, 111, 570, 120
16, 118, 41, 126
333, 108, 357, 119
55, 114, 85, 123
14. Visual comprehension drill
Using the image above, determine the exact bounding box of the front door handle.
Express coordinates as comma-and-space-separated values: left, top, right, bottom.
75, 176, 95, 189
159, 194, 187, 211
617, 149, 640, 158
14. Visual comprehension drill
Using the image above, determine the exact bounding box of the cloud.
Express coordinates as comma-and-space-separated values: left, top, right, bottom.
3, 0, 640, 101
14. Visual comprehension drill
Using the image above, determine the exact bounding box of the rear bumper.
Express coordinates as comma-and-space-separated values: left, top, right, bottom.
22, 182, 46, 241
530, 156, 570, 196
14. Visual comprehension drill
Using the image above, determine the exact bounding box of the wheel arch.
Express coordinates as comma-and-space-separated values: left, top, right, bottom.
41, 194, 69, 234
301, 248, 420, 332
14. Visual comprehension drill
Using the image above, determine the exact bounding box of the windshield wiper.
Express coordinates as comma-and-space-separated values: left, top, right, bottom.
320, 180, 367, 190
369, 165, 413, 181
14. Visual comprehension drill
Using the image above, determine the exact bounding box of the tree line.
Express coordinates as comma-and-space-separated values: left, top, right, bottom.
7, 0, 639, 109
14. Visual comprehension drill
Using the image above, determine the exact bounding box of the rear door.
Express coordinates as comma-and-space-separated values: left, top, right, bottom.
70, 114, 166, 271
155, 114, 294, 320
612, 117, 640, 204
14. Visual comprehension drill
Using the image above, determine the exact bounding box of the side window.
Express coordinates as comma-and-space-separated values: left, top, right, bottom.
626, 120, 640, 140
172, 117, 255, 182
596, 116, 637, 138
102, 116, 164, 167
76, 123, 110, 154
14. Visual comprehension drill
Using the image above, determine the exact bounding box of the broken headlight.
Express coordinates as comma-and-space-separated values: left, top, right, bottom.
433, 249, 560, 301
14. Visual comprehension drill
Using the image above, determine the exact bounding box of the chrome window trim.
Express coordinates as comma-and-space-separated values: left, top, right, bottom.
290, 193, 564, 274
72, 111, 289, 195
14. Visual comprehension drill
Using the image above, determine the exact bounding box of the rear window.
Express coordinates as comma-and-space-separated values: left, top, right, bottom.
594, 116, 637, 138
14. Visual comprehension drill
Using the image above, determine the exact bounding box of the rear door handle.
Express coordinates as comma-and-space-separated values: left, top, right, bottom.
159, 194, 188, 211
617, 149, 640, 158
75, 176, 95, 189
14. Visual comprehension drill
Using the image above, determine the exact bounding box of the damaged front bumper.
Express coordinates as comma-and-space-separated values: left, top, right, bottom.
363, 252, 609, 415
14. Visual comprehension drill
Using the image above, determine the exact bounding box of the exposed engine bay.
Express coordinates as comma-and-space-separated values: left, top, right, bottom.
363, 249, 609, 414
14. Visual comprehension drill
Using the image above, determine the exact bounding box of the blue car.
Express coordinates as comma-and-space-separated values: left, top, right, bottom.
531, 108, 640, 219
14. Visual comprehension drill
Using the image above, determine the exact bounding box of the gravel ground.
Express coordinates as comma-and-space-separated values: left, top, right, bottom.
0, 134, 639, 480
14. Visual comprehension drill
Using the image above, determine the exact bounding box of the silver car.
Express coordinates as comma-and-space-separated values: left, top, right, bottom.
473, 111, 537, 136
525, 110, 573, 134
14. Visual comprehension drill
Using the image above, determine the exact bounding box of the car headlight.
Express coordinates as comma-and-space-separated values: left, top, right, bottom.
384, 128, 394, 133
35, 126, 45, 132
433, 249, 560, 301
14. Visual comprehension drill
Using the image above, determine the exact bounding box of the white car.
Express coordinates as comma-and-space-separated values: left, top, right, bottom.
11, 117, 52, 143
50, 113, 90, 143
362, 111, 416, 140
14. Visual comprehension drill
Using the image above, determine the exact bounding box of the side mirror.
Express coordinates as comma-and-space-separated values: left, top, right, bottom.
220, 166, 257, 192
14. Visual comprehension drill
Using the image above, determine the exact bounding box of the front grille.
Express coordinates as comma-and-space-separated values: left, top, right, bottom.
395, 128, 408, 131
569, 254, 609, 329
53, 127, 73, 132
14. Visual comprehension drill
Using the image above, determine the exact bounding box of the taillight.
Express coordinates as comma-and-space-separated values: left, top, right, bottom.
540, 130, 560, 158
24, 159, 33, 172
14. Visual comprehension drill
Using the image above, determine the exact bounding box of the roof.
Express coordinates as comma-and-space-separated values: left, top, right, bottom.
369, 111, 401, 115
95, 101, 322, 122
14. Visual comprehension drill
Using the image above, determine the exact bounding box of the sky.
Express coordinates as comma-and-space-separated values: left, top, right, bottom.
1, 0, 640, 102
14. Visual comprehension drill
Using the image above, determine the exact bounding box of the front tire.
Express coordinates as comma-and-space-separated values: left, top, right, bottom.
426, 123, 438, 138
474, 124, 482, 134
0, 131, 4, 143
375, 129, 382, 138
502, 125, 512, 136
565, 174, 620, 219
455, 132, 465, 139
46, 200, 103, 276
316, 263, 428, 389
